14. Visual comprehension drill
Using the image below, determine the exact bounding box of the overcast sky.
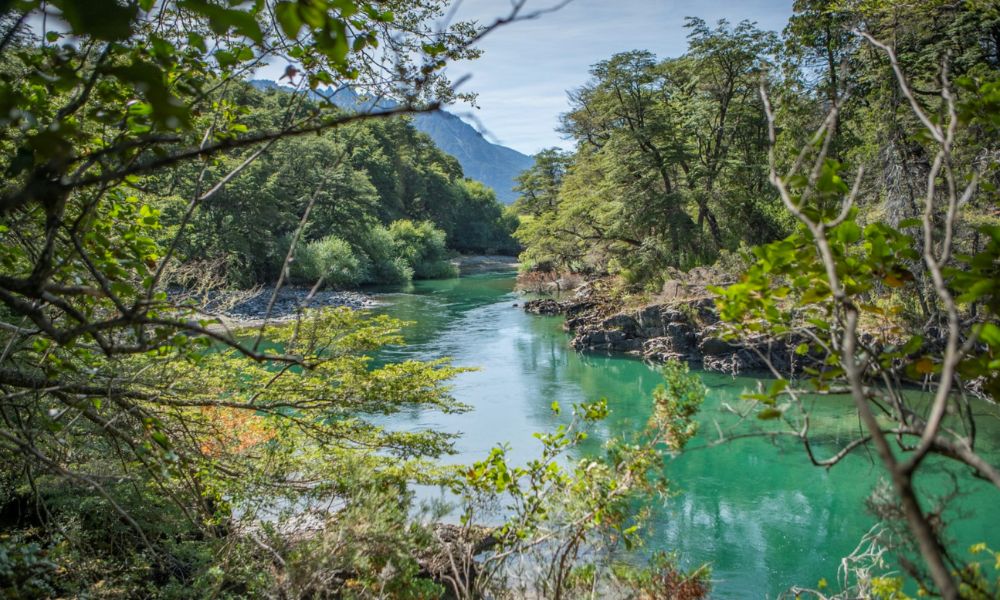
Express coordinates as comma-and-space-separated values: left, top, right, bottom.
440, 0, 794, 155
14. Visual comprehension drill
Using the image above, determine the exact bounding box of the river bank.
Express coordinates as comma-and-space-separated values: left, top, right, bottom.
451, 254, 519, 275
185, 255, 518, 329
175, 286, 378, 330
521, 278, 805, 375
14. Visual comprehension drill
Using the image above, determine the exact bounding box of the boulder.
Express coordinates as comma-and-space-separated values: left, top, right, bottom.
664, 322, 697, 353
523, 299, 564, 316
699, 335, 735, 356
601, 313, 639, 336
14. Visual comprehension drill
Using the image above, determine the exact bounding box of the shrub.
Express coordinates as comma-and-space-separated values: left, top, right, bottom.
388, 220, 458, 280
357, 225, 415, 285
291, 235, 364, 288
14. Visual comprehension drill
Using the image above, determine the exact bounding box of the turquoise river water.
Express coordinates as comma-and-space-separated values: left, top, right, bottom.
370, 272, 1000, 598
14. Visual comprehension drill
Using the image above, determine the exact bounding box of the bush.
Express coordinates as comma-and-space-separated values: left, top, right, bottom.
357, 225, 414, 285
291, 235, 364, 288
388, 220, 458, 280
291, 222, 458, 288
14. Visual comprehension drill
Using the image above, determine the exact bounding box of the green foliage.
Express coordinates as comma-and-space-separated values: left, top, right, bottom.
291, 234, 363, 288
564, 553, 711, 600
515, 21, 785, 281
0, 0, 507, 596
356, 223, 415, 285
159, 85, 516, 287
0, 539, 57, 598
650, 360, 707, 451
278, 488, 447, 599
387, 219, 458, 280
710, 6, 1000, 593
451, 364, 707, 597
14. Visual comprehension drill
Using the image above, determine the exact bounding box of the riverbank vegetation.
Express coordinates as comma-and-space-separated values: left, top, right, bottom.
514, 2, 998, 290
514, 0, 1000, 596
154, 80, 518, 288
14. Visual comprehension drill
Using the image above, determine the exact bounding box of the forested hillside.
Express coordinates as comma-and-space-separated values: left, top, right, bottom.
514, 4, 999, 289
255, 79, 536, 204
159, 81, 519, 288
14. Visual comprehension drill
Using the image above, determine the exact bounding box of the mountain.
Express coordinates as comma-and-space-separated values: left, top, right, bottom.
408, 111, 533, 204
249, 81, 532, 204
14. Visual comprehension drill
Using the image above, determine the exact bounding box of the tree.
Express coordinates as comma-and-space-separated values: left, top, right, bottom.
519, 22, 784, 283
713, 31, 1000, 598
513, 148, 571, 218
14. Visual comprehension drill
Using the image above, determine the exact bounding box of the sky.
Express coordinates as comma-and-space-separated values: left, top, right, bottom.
441, 0, 795, 155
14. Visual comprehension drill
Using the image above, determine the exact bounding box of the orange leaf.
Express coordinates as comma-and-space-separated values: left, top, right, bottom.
883, 274, 904, 288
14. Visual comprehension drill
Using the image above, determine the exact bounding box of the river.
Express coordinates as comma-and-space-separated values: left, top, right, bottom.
371, 272, 1000, 598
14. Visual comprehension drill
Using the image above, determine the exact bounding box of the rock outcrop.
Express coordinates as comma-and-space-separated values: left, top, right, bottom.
523, 286, 809, 375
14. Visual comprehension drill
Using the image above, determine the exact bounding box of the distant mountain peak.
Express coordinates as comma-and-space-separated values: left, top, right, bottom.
248, 80, 532, 203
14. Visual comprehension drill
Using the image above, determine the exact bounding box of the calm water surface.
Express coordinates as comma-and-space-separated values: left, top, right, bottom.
370, 273, 1000, 598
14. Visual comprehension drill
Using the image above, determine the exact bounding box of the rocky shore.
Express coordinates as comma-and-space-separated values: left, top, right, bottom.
451, 254, 519, 275
225, 287, 375, 320
173, 286, 378, 329
524, 284, 805, 375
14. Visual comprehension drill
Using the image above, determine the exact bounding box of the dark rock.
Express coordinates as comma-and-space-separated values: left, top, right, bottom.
564, 300, 597, 318
642, 337, 692, 363
521, 284, 812, 376
664, 322, 697, 353
600, 314, 638, 336
663, 309, 687, 323
523, 299, 565, 316
694, 298, 720, 325
699, 336, 735, 356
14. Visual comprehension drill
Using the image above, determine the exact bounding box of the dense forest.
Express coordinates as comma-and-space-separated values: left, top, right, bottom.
157, 81, 519, 288
514, 2, 999, 287
0, 0, 998, 598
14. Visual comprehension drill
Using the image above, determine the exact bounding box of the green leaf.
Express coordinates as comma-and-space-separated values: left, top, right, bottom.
53, 0, 137, 40
150, 430, 170, 449
901, 335, 924, 354
178, 0, 264, 44
187, 32, 208, 52
834, 221, 861, 244
801, 284, 830, 304
757, 408, 783, 420
979, 323, 1000, 347
275, 1, 303, 39
214, 49, 237, 68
